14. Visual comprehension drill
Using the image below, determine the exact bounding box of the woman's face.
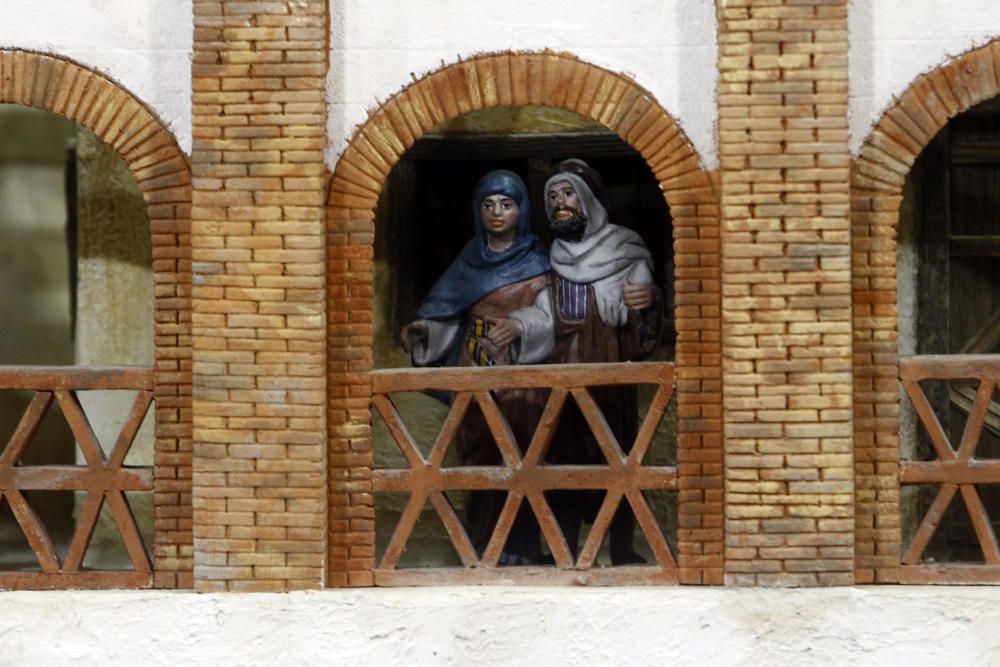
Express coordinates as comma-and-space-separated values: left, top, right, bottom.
480, 193, 520, 245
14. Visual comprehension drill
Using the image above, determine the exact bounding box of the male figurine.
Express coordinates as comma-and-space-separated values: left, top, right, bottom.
544, 159, 662, 565
401, 169, 553, 565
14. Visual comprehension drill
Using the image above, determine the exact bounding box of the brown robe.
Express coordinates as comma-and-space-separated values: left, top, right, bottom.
547, 274, 661, 560
452, 274, 550, 559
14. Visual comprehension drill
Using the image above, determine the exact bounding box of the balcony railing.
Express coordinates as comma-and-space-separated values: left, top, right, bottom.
899, 354, 1000, 584
371, 361, 677, 585
0, 366, 154, 589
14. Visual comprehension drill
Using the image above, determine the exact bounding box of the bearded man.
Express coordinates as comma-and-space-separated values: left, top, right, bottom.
544, 159, 662, 565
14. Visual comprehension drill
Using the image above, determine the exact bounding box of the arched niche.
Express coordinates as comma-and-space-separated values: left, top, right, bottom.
0, 50, 192, 588
852, 39, 1000, 584
326, 52, 722, 586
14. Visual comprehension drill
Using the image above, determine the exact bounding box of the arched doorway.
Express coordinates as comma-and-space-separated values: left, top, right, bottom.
852, 40, 1000, 584
0, 50, 192, 589
327, 52, 721, 586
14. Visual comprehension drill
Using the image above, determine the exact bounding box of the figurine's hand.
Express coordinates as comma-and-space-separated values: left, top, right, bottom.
400, 321, 429, 353
623, 282, 654, 311
485, 317, 522, 348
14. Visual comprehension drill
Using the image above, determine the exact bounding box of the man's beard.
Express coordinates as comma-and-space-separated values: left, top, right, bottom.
550, 208, 588, 242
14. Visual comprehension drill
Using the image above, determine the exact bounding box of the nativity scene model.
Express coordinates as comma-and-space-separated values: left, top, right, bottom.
6, 10, 1000, 659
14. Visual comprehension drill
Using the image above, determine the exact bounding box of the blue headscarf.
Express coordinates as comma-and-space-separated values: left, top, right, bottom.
416, 170, 550, 321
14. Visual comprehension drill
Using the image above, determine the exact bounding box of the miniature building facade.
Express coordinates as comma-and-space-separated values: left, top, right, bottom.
0, 0, 998, 592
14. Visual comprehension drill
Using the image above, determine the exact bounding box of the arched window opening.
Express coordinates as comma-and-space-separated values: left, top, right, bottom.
373, 106, 675, 366
0, 104, 155, 583
898, 95, 1000, 572
369, 105, 679, 583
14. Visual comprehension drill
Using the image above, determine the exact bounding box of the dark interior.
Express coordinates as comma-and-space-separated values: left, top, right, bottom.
374, 131, 675, 363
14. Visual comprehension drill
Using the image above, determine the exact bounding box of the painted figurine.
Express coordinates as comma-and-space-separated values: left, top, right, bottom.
543, 159, 662, 565
400, 169, 554, 565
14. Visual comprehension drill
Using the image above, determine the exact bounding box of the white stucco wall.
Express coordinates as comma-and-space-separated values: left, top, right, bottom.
2, 587, 1000, 666
327, 0, 719, 171
4, 2, 1000, 165
1, 0, 193, 153
850, 0, 1000, 154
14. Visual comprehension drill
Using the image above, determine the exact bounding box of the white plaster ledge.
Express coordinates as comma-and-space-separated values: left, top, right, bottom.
1, 587, 998, 666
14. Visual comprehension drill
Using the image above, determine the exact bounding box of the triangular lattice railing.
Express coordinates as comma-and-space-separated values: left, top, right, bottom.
0, 366, 154, 590
372, 361, 677, 586
899, 355, 1000, 584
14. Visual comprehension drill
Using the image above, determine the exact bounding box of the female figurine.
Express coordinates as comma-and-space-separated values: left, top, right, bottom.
401, 170, 553, 565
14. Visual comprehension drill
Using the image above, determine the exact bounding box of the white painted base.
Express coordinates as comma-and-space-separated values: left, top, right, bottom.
2, 587, 999, 666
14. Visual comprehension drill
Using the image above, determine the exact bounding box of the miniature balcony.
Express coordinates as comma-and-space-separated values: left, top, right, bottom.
899, 354, 1000, 583
370, 361, 678, 585
0, 365, 155, 589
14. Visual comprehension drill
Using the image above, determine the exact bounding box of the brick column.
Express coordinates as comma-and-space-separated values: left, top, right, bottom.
191, 0, 328, 591
674, 173, 725, 586
717, 0, 854, 585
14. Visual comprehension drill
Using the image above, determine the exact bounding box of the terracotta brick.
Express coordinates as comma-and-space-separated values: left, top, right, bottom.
192, 0, 327, 592
718, 0, 853, 586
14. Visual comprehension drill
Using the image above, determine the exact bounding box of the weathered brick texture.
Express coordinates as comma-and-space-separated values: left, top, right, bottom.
0, 49, 195, 588
191, 1, 327, 592
717, 0, 854, 586
852, 39, 1000, 584
326, 52, 724, 586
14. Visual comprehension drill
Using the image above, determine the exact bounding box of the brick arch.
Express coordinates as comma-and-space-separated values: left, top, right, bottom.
852, 39, 1000, 584
0, 49, 193, 588
326, 51, 722, 587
